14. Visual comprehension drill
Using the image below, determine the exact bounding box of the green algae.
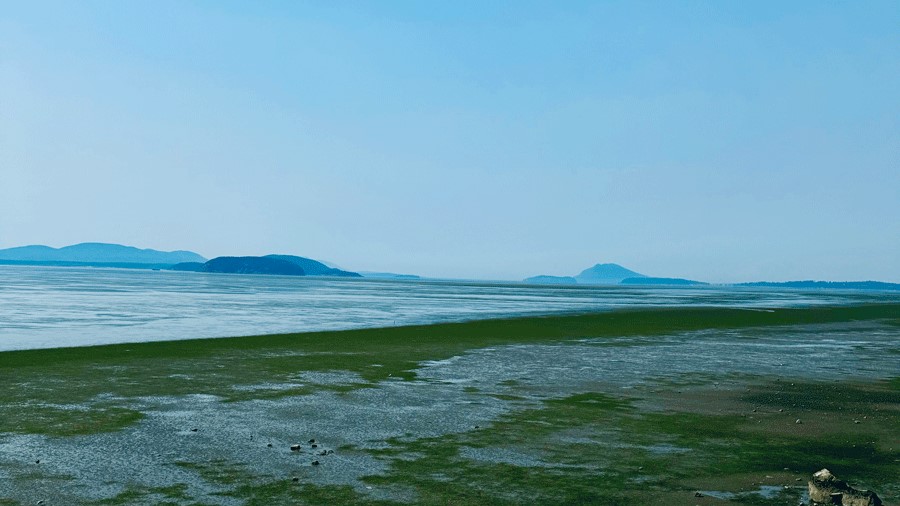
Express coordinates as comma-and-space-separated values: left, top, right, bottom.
355, 381, 899, 505
1, 304, 897, 437
170, 459, 398, 506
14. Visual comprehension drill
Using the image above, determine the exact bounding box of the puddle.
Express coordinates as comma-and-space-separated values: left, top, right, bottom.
230, 382, 306, 392
700, 484, 800, 500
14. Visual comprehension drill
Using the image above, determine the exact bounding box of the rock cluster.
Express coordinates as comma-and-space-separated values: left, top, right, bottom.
808, 469, 882, 506
284, 438, 333, 467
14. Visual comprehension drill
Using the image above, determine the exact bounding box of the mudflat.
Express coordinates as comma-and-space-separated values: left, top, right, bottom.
1, 304, 898, 505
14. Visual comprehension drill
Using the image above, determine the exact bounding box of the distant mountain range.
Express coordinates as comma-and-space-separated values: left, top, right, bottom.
173, 257, 305, 276
524, 262, 897, 290
524, 263, 650, 285
576, 263, 647, 284
524, 264, 707, 286
738, 280, 900, 291
0, 243, 206, 268
0, 243, 360, 278
2, 244, 897, 290
173, 255, 361, 277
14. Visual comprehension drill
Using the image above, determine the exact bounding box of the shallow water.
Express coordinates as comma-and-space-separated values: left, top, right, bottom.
2, 265, 898, 351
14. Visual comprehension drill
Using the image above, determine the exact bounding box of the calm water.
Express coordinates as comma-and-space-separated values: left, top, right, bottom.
1, 265, 898, 351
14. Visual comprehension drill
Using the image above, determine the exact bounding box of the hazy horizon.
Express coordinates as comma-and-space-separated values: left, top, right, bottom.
2, 1, 898, 283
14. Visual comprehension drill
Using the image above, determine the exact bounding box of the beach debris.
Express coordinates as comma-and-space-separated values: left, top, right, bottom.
290, 444, 302, 452
319, 450, 327, 456
311, 444, 318, 448
190, 428, 198, 432
808, 468, 882, 506
292, 477, 299, 482
312, 460, 320, 466
795, 419, 802, 424
694, 491, 703, 497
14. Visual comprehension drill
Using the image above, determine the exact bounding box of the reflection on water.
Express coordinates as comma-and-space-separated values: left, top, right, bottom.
0, 265, 897, 351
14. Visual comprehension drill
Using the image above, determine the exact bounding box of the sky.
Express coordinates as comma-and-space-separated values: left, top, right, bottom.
1, 1, 898, 282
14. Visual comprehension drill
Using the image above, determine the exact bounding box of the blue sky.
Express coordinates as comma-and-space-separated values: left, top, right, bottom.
1, 1, 898, 281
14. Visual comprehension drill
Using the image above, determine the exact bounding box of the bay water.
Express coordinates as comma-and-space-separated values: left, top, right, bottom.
1, 265, 897, 351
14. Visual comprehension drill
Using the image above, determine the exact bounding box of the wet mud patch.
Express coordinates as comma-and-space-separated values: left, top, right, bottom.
0, 400, 144, 437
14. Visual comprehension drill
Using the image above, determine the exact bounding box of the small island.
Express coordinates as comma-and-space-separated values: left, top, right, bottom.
173, 255, 361, 278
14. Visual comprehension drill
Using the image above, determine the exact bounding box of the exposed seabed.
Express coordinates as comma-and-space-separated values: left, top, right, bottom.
0, 306, 898, 505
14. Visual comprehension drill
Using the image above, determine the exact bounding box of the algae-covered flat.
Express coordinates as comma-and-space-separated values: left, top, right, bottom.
0, 304, 898, 504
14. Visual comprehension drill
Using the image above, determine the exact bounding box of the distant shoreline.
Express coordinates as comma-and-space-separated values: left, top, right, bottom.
2, 261, 899, 290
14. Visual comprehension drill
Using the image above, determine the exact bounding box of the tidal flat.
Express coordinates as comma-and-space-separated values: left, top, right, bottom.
1, 304, 898, 505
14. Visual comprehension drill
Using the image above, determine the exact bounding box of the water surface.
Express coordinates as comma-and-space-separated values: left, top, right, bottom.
1, 265, 897, 351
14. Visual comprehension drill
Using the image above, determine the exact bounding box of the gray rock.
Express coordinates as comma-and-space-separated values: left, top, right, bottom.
808, 468, 882, 506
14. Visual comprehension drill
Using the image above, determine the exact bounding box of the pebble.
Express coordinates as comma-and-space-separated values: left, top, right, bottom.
290, 444, 301, 452
312, 460, 320, 466
267, 443, 273, 448
795, 419, 802, 424
292, 477, 299, 482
